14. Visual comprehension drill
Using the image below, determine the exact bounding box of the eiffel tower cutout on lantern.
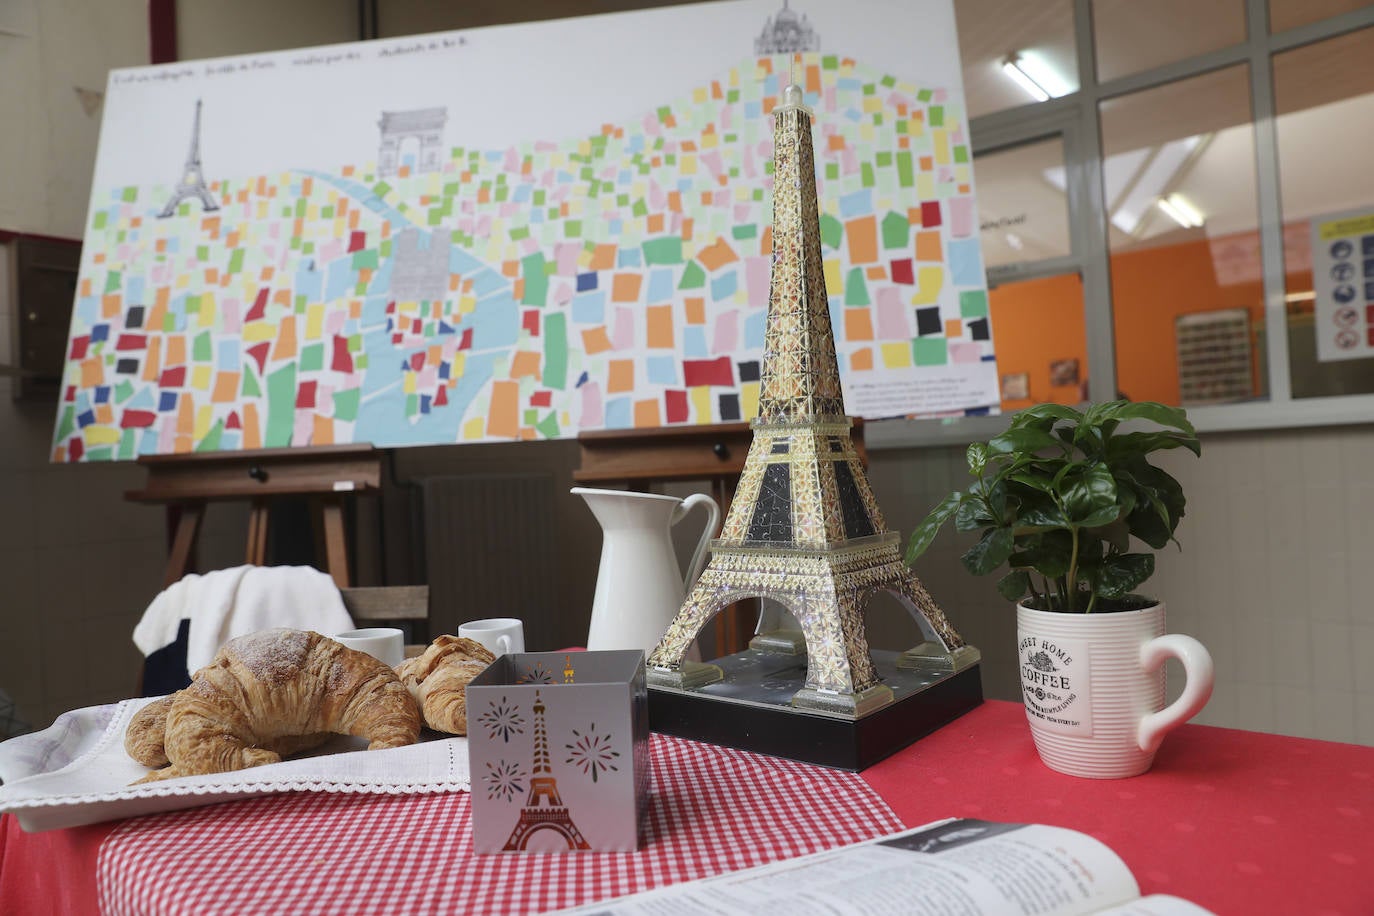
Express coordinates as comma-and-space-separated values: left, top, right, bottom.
502, 689, 591, 851
158, 99, 220, 219
647, 83, 979, 718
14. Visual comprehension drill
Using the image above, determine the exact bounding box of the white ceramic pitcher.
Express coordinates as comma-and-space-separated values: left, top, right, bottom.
573, 487, 719, 655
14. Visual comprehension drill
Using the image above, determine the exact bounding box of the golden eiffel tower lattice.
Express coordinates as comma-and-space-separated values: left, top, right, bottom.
646, 84, 979, 717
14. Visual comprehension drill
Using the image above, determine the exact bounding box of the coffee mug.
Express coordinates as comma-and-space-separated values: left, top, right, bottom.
458, 618, 525, 657
335, 627, 406, 668
1016, 601, 1214, 779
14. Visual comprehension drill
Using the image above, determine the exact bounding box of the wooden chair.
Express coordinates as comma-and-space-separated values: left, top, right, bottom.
341, 585, 432, 658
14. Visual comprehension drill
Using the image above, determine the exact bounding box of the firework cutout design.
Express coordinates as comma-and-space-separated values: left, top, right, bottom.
478, 696, 526, 743
484, 759, 527, 802
516, 663, 556, 685
565, 723, 621, 783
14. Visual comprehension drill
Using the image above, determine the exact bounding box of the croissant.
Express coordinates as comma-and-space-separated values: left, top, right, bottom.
126, 628, 421, 783
394, 635, 495, 735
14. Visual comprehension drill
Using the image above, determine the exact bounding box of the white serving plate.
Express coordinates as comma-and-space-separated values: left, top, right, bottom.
0, 696, 469, 832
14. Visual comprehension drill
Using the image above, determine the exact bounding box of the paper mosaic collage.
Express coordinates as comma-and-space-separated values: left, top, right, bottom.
54, 1, 997, 461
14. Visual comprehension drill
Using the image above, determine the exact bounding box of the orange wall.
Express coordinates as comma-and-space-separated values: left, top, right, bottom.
988, 229, 1309, 409
988, 272, 1089, 412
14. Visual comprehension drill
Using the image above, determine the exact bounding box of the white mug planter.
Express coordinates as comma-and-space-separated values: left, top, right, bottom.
1016, 601, 1214, 779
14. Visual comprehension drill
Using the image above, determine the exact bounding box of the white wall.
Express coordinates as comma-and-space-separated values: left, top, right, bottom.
864, 425, 1374, 745
0, 0, 1369, 746
0, 0, 148, 238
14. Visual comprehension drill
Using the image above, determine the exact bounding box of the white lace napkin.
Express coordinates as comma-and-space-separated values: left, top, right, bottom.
0, 696, 469, 832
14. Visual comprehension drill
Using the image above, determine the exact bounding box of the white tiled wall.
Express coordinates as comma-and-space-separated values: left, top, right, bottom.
865, 424, 1374, 746
0, 245, 248, 730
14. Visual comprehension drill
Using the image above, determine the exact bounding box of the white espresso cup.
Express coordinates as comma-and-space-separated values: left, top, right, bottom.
335, 627, 406, 668
1016, 601, 1214, 779
458, 618, 525, 657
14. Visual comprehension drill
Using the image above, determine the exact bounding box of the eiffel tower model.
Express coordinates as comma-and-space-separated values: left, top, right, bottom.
501, 690, 591, 851
647, 84, 979, 719
158, 99, 220, 219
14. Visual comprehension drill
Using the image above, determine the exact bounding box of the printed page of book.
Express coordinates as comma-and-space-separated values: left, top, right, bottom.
556, 819, 1145, 916
1097, 895, 1216, 915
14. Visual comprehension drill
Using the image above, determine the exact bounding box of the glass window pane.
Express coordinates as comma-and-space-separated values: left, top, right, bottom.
974, 138, 1072, 268
1274, 27, 1374, 397
1099, 66, 1266, 406
955, 0, 1078, 119
988, 272, 1088, 412
1270, 0, 1374, 34
1092, 0, 1246, 83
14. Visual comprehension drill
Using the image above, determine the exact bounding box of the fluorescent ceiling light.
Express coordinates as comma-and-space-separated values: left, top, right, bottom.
1111, 136, 1202, 233
1157, 193, 1204, 228
1002, 55, 1050, 102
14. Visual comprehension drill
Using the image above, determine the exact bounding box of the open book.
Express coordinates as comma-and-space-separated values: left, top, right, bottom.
557, 819, 1214, 916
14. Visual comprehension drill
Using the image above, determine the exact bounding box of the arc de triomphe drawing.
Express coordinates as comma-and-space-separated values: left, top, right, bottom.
377, 107, 447, 177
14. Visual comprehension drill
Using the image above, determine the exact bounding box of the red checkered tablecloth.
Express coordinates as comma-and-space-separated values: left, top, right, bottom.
95, 734, 902, 915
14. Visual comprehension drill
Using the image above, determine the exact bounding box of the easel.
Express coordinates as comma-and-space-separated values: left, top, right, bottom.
573, 420, 866, 657
125, 444, 382, 589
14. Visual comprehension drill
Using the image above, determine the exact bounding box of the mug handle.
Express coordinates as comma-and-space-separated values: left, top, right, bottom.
673, 493, 721, 588
496, 634, 513, 656
1136, 634, 1215, 754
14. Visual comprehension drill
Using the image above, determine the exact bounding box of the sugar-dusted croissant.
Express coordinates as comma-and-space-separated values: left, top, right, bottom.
127, 628, 421, 783
394, 635, 495, 735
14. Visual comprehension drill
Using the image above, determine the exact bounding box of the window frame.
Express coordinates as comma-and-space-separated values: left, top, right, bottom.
870, 0, 1374, 450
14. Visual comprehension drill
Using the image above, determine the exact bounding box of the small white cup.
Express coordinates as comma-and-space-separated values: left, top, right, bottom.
458, 618, 524, 657
335, 627, 405, 668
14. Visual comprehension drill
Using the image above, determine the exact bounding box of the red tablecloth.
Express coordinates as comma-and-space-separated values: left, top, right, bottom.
4, 732, 899, 916
3, 700, 1371, 915
863, 701, 1374, 916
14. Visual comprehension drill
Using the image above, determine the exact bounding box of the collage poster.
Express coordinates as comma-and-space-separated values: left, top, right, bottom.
54, 0, 998, 461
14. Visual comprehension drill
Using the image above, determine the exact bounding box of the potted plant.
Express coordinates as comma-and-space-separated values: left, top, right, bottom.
905, 400, 1215, 778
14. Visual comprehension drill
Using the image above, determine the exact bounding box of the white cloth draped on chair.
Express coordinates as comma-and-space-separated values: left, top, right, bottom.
133, 565, 355, 676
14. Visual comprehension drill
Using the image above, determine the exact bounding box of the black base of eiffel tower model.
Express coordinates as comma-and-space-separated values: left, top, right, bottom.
644, 84, 981, 768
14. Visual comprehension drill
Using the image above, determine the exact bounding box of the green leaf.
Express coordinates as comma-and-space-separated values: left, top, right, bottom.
1016, 403, 1081, 424
905, 492, 961, 563
1106, 400, 1197, 437
1008, 471, 1055, 494
1060, 462, 1119, 526
988, 427, 1061, 456
1009, 531, 1071, 578
1107, 431, 1201, 459
1088, 518, 1132, 554
962, 526, 1014, 576
997, 569, 1031, 602
1020, 505, 1068, 529
1097, 553, 1154, 598
965, 442, 989, 475
954, 496, 995, 532
1124, 490, 1172, 548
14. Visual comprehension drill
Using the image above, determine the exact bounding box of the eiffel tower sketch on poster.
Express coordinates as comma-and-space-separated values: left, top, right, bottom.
158, 99, 220, 218
647, 83, 979, 717
501, 689, 591, 851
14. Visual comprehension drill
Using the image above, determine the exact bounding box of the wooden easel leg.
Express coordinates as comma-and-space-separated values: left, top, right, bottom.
246, 499, 270, 566
164, 503, 204, 588
319, 496, 351, 588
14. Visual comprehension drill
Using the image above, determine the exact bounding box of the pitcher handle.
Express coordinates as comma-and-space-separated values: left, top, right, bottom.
673, 493, 720, 589
1136, 634, 1215, 754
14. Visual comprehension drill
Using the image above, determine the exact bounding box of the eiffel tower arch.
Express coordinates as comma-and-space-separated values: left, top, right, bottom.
647, 85, 978, 717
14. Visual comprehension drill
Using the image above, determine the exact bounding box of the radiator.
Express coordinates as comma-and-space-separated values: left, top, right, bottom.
419, 473, 556, 646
